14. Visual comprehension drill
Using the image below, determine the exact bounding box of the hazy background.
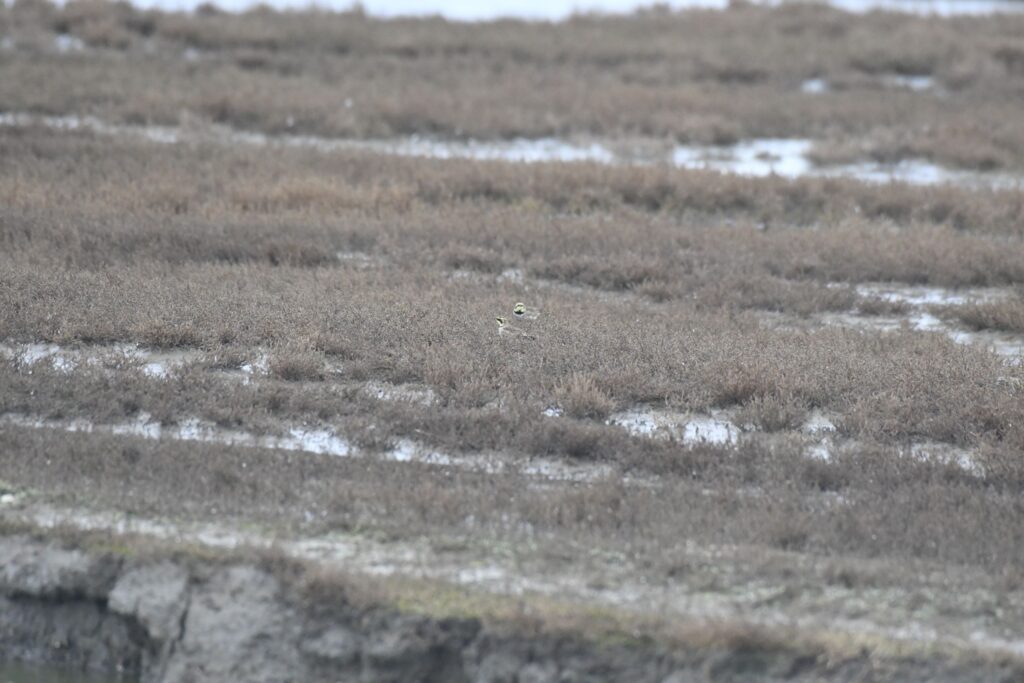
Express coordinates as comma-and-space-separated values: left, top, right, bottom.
40, 0, 1024, 19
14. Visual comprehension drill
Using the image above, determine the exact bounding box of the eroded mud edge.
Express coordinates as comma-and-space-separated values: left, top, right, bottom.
2, 529, 1022, 683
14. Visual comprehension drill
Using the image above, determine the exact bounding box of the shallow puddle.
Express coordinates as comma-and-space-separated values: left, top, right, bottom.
801, 78, 829, 94
53, 34, 85, 53
607, 408, 740, 445
2, 112, 1021, 191
818, 158, 1021, 190
1, 340, 343, 385
1, 412, 355, 457
822, 312, 1024, 361
854, 282, 1006, 307
808, 284, 1024, 362
336, 250, 383, 268
0, 413, 617, 484
908, 441, 980, 474
801, 410, 837, 436
803, 433, 981, 475
672, 138, 813, 178
361, 380, 438, 406
0, 341, 201, 378
881, 74, 936, 91
239, 354, 269, 374
356, 135, 618, 164
804, 438, 836, 462
0, 479, 23, 506
383, 438, 452, 465
802, 74, 938, 95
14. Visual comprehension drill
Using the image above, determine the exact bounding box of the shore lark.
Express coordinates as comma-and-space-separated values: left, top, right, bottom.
513, 302, 539, 320
496, 316, 536, 339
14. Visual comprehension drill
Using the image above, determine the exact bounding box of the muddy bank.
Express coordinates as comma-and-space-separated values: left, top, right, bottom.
2, 534, 1022, 683
0, 534, 780, 683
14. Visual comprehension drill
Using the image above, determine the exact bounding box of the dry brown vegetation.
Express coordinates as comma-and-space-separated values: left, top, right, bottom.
945, 293, 1024, 333
2, 261, 1022, 454
6, 419, 1024, 573
4, 0, 1024, 169
3, 6, 1024, 672
2, 123, 1024, 570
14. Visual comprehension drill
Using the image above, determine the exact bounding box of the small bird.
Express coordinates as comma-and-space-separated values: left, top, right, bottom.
513, 302, 539, 320
496, 316, 536, 339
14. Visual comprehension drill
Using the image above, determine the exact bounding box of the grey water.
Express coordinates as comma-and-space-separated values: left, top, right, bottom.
0, 661, 134, 683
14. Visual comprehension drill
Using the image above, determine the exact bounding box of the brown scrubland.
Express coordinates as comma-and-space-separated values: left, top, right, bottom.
4, 0, 1024, 167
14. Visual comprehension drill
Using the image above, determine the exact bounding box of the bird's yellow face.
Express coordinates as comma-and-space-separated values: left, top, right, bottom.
496, 317, 506, 326
513, 303, 525, 317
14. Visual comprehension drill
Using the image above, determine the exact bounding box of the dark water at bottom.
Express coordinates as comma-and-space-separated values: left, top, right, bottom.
0, 661, 133, 683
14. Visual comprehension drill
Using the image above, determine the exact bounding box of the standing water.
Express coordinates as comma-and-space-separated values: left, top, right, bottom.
0, 661, 135, 683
